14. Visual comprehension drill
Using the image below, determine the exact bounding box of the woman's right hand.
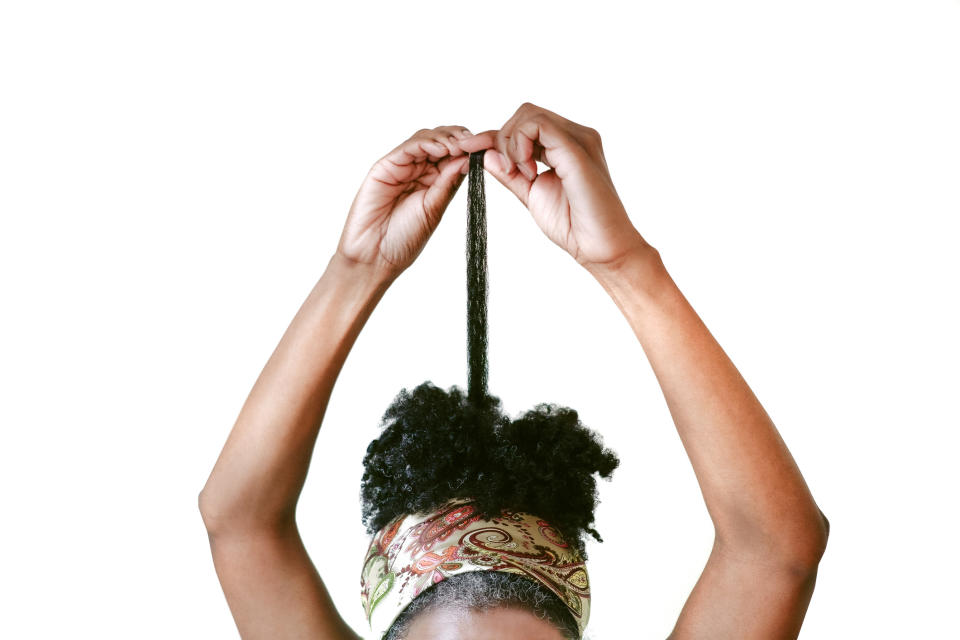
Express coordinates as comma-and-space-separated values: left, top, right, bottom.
337, 125, 473, 282
457, 103, 653, 273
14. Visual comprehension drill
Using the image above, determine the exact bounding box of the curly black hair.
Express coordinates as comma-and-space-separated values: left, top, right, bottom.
360, 380, 619, 558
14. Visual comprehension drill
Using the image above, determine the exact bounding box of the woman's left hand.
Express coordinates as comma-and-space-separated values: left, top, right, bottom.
456, 103, 651, 275
336, 126, 474, 280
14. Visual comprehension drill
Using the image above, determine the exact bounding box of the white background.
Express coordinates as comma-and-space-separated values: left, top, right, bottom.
2, 1, 958, 638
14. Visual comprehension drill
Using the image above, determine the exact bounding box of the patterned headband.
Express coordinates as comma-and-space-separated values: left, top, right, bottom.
360, 498, 591, 639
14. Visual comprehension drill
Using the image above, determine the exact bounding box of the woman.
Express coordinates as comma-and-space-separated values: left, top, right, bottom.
199, 102, 829, 639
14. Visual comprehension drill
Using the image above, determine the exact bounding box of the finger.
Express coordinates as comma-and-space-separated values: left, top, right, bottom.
456, 129, 498, 153
497, 104, 538, 175
422, 139, 451, 162
431, 126, 473, 157
432, 133, 462, 158
531, 139, 549, 164
495, 126, 517, 176
511, 129, 539, 180
436, 153, 471, 178
516, 159, 537, 181
525, 139, 550, 178
434, 125, 472, 138
494, 115, 519, 175
417, 154, 465, 188
482, 150, 533, 207
384, 134, 450, 166
502, 103, 580, 174
511, 116, 583, 178
423, 155, 469, 217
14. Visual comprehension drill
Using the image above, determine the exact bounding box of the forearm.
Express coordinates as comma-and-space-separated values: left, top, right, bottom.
199, 251, 394, 534
587, 246, 828, 565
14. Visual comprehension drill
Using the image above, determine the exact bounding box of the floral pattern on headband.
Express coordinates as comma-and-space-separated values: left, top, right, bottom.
360, 498, 591, 639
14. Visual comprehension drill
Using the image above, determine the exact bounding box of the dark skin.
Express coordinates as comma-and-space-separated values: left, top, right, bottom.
199, 103, 829, 639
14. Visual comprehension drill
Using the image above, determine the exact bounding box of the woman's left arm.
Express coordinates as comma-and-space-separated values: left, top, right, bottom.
459, 102, 829, 639
588, 247, 829, 640
198, 126, 473, 639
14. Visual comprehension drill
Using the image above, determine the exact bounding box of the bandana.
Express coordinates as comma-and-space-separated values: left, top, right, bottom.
359, 498, 590, 639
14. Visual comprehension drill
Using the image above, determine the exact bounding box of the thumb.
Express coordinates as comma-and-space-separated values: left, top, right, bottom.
422, 155, 469, 221
482, 150, 533, 207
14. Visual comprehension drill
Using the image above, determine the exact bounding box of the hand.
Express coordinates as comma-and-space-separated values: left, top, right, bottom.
458, 103, 652, 272
336, 126, 474, 280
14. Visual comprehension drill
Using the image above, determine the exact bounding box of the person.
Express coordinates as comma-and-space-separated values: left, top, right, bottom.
198, 102, 830, 639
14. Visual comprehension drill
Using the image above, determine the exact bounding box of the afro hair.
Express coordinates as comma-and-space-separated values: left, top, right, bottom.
360, 380, 619, 558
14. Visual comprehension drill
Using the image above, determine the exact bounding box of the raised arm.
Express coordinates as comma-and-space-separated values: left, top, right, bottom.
459, 103, 829, 639
198, 126, 474, 639
587, 245, 829, 639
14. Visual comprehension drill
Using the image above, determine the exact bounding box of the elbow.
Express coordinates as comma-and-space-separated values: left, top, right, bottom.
788, 508, 830, 571
197, 486, 238, 537
808, 507, 830, 557
197, 488, 223, 535
814, 507, 830, 559
719, 506, 830, 572
197, 487, 294, 538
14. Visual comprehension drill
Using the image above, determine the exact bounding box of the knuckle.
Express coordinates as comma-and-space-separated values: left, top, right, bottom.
579, 126, 603, 151
530, 112, 548, 126
516, 101, 538, 119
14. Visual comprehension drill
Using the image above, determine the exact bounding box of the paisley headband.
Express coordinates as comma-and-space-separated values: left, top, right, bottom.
360, 498, 591, 639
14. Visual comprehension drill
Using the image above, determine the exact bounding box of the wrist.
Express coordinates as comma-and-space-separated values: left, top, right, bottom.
585, 242, 674, 313
324, 251, 397, 307
582, 235, 660, 283
330, 249, 398, 282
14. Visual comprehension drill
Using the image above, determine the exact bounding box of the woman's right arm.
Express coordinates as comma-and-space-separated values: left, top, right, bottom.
198, 253, 389, 640
198, 125, 474, 639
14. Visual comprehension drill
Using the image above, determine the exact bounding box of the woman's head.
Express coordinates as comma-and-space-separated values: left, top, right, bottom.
359, 381, 619, 639
360, 497, 592, 638
385, 572, 578, 640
